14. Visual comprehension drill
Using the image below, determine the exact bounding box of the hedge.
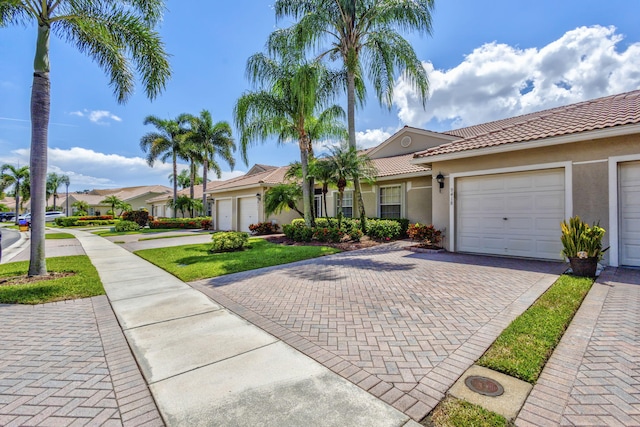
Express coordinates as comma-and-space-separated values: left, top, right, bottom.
149, 217, 211, 230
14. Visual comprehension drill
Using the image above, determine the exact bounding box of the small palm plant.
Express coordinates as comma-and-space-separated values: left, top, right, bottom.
560, 216, 606, 277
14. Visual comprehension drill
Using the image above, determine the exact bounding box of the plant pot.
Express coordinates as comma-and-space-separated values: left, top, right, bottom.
569, 257, 598, 277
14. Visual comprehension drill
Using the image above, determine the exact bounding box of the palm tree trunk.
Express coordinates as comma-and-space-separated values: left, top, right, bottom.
14, 182, 20, 225
28, 23, 51, 276
299, 138, 312, 227
347, 70, 363, 220
172, 151, 177, 218
323, 186, 329, 220
202, 159, 208, 217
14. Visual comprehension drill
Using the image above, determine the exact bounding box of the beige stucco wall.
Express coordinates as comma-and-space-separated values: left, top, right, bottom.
369, 129, 456, 159
427, 134, 640, 257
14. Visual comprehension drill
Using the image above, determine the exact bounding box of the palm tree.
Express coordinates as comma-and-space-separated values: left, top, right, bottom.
184, 110, 236, 216
271, 0, 433, 219
140, 115, 190, 218
309, 158, 335, 219
46, 172, 68, 210
101, 195, 124, 219
234, 53, 345, 227
71, 200, 89, 215
264, 184, 304, 217
168, 196, 203, 218
169, 169, 198, 190
61, 175, 70, 215
326, 142, 377, 227
0, 164, 29, 224
1, 1, 171, 276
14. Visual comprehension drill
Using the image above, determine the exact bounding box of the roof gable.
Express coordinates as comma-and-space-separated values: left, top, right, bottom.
366, 126, 458, 159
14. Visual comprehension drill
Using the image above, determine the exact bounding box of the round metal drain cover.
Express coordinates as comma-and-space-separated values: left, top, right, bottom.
464, 375, 504, 397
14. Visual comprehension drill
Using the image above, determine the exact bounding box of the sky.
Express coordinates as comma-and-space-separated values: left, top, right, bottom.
1, 0, 640, 193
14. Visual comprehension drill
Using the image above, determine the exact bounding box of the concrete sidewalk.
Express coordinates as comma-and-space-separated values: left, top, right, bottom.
65, 228, 420, 426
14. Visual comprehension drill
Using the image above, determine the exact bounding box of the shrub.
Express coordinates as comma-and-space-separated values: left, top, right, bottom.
54, 216, 117, 227
349, 228, 364, 242
283, 222, 313, 242
115, 220, 141, 232
248, 222, 281, 235
210, 231, 249, 253
122, 210, 150, 227
200, 218, 212, 230
366, 219, 401, 241
149, 217, 211, 229
313, 226, 344, 243
407, 223, 442, 246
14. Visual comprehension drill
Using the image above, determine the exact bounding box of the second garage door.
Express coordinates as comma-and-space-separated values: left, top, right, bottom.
619, 161, 640, 267
456, 169, 565, 260
238, 197, 258, 232
216, 199, 232, 231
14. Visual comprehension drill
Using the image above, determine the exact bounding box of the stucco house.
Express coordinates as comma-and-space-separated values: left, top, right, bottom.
411, 89, 640, 267
58, 185, 172, 216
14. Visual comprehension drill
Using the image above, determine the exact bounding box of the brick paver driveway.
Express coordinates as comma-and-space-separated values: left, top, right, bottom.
191, 243, 566, 421
0, 297, 163, 426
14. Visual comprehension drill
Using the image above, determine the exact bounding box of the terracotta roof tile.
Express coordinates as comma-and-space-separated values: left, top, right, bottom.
372, 153, 430, 177
209, 166, 290, 192
415, 89, 640, 158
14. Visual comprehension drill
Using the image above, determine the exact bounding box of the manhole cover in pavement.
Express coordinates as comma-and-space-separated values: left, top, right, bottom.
464, 375, 504, 397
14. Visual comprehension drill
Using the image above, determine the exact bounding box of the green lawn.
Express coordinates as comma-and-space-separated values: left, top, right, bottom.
45, 232, 75, 239
138, 234, 198, 241
477, 274, 593, 383
426, 397, 508, 427
0, 256, 104, 304
135, 238, 341, 281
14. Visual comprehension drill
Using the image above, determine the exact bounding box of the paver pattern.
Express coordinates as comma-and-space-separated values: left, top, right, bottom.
191, 244, 565, 420
0, 296, 163, 427
517, 267, 640, 427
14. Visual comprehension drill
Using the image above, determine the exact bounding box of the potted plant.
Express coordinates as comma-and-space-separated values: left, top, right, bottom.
560, 216, 605, 277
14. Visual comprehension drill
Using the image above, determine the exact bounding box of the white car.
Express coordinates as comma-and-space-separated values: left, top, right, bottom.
45, 211, 66, 222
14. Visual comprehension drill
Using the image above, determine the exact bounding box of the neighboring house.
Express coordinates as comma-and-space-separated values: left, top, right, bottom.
57, 185, 172, 216
411, 89, 640, 267
146, 184, 223, 218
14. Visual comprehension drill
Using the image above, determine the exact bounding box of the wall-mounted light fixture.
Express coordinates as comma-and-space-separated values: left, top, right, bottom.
256, 193, 262, 202
436, 173, 445, 192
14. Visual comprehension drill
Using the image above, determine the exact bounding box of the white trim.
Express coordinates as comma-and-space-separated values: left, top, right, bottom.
608, 153, 640, 267
573, 159, 608, 165
408, 185, 432, 191
377, 183, 405, 218
448, 162, 572, 253
413, 124, 640, 165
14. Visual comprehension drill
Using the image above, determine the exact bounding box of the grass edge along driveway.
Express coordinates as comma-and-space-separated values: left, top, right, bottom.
135, 238, 341, 282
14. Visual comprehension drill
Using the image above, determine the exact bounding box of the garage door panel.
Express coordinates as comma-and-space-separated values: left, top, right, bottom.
239, 197, 258, 232
620, 161, 640, 266
216, 199, 232, 231
457, 169, 564, 260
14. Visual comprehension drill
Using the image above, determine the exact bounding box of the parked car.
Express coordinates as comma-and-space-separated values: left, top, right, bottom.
45, 211, 66, 222
8, 213, 29, 223
0, 212, 16, 222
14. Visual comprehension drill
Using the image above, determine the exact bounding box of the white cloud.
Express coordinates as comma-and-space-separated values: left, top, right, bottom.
70, 109, 122, 124
394, 25, 640, 129
356, 128, 395, 149
5, 147, 241, 191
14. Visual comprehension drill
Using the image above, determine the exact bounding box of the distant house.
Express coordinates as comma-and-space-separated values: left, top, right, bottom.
56, 185, 172, 216
146, 184, 224, 218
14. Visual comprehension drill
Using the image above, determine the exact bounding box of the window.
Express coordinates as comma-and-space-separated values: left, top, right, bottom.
336, 191, 353, 218
379, 186, 401, 219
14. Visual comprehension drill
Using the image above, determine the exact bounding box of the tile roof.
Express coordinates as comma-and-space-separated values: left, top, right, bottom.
208, 166, 290, 192
146, 182, 225, 202
414, 89, 640, 158
372, 153, 430, 177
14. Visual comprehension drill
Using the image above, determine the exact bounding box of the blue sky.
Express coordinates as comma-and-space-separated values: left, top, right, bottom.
1, 0, 640, 192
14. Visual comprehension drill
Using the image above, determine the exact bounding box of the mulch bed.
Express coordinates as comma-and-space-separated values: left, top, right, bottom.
262, 234, 382, 251
0, 272, 75, 287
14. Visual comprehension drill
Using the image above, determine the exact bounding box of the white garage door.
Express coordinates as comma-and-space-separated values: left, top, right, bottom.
239, 197, 258, 232
619, 161, 640, 266
456, 169, 565, 260
216, 199, 232, 231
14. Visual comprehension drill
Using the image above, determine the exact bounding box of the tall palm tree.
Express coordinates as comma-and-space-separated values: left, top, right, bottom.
100, 195, 124, 219
325, 142, 377, 227
140, 115, 190, 218
1, 1, 171, 276
309, 158, 335, 219
234, 53, 345, 227
184, 110, 236, 215
169, 169, 200, 190
61, 175, 70, 215
46, 172, 68, 210
0, 164, 29, 224
271, 0, 433, 219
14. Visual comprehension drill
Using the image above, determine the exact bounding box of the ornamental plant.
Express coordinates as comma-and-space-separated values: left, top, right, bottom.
210, 231, 249, 253
114, 220, 140, 232
407, 223, 442, 247
366, 219, 401, 241
560, 216, 606, 260
248, 222, 281, 235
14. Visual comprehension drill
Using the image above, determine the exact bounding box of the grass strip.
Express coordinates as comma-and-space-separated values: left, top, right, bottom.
45, 232, 75, 239
0, 256, 104, 304
477, 274, 593, 383
427, 397, 508, 427
135, 238, 341, 282
92, 228, 191, 237
138, 234, 200, 241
